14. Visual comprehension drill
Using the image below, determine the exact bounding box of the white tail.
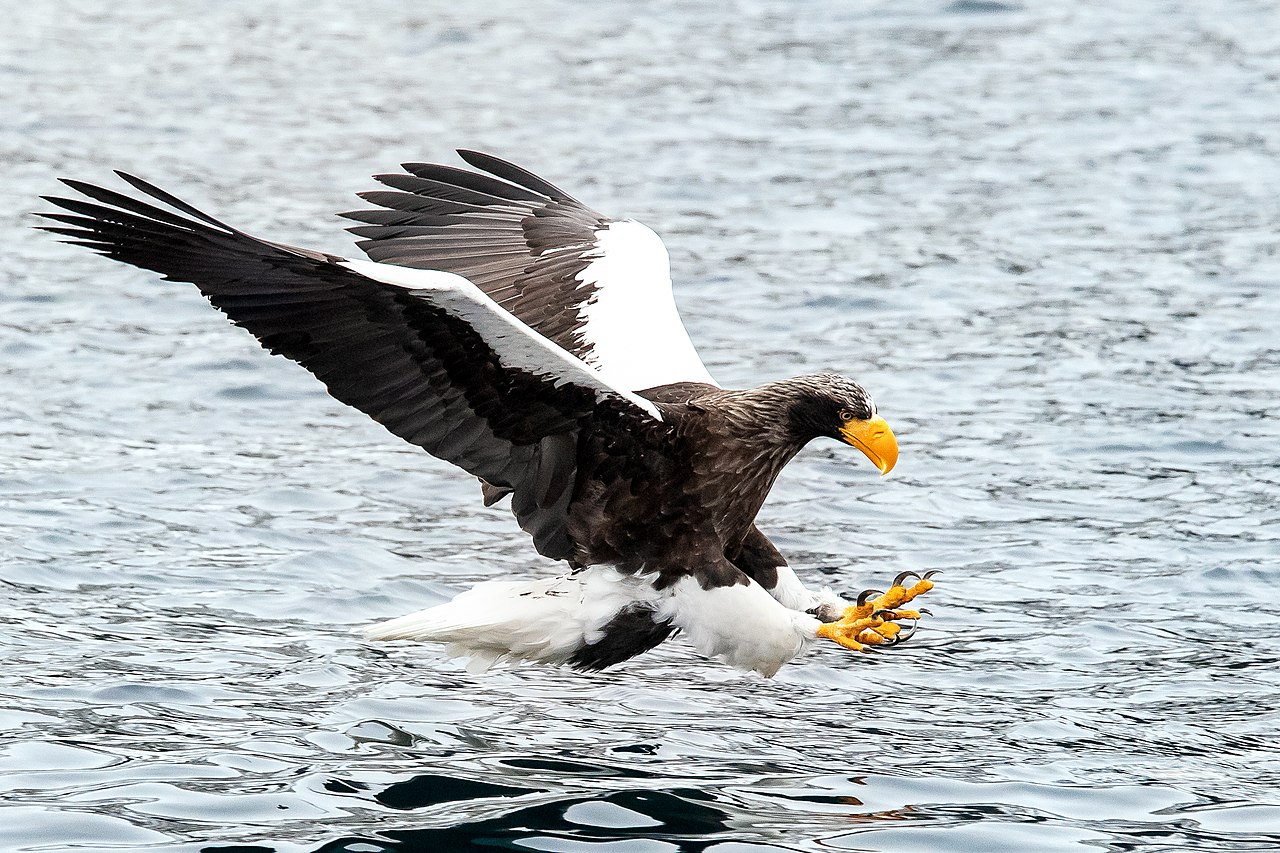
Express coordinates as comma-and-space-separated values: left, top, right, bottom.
363, 567, 662, 672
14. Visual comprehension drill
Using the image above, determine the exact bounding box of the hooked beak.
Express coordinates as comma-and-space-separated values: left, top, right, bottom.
839, 415, 898, 476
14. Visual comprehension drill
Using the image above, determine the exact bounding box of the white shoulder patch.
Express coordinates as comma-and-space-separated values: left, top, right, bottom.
336, 258, 663, 421
576, 221, 717, 391
337, 258, 480, 293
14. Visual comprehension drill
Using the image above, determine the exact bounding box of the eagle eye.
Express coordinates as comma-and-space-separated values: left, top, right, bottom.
838, 408, 855, 422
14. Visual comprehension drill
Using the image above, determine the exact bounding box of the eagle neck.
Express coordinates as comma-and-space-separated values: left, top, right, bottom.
690, 385, 814, 543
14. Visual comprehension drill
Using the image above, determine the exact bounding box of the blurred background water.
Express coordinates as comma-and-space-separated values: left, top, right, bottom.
2, 1, 1279, 850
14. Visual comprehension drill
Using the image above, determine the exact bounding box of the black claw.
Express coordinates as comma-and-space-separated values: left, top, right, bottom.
892, 570, 919, 587
857, 589, 883, 606
871, 609, 897, 621
922, 570, 940, 580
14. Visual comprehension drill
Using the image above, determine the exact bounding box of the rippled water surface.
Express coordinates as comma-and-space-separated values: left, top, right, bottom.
4, 1, 1280, 850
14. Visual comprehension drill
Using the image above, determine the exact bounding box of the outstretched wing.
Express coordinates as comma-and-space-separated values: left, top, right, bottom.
341, 150, 717, 392
38, 174, 668, 561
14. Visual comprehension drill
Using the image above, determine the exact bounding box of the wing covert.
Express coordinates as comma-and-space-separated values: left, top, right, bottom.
342, 150, 717, 392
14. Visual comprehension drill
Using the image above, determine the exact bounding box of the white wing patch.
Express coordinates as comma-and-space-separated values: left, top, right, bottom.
338, 258, 663, 421
576, 221, 717, 391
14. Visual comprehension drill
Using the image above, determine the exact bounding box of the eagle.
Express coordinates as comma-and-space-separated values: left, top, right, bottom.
39, 151, 934, 676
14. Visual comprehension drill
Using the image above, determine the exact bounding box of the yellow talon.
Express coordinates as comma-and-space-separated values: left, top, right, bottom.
874, 621, 902, 639
840, 604, 871, 621
817, 571, 937, 656
817, 619, 869, 651
836, 577, 934, 623
898, 577, 934, 604
878, 586, 908, 609
858, 628, 888, 645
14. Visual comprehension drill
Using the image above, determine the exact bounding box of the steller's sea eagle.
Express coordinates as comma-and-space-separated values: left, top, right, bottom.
38, 151, 934, 676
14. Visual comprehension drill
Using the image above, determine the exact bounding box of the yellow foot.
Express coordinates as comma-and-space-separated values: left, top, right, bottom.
815, 570, 938, 652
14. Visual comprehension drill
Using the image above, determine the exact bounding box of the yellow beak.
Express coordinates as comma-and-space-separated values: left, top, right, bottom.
839, 415, 898, 476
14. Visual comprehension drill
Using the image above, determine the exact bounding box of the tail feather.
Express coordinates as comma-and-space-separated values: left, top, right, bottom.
363, 568, 663, 670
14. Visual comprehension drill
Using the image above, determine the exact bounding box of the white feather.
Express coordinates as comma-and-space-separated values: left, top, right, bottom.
364, 567, 662, 670
769, 564, 849, 614
576, 221, 717, 391
657, 575, 820, 677
336, 258, 663, 421
365, 564, 825, 677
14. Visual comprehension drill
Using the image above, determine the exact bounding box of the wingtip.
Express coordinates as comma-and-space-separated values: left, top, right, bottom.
38, 194, 81, 213
54, 178, 99, 195
455, 148, 490, 168
453, 150, 574, 201
371, 173, 409, 190
112, 170, 154, 194
109, 170, 181, 205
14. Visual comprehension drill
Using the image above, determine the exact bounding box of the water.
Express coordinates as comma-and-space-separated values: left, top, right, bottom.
3, 1, 1279, 850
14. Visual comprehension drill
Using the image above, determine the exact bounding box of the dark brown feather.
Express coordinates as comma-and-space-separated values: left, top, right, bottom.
37, 177, 661, 562
340, 152, 610, 367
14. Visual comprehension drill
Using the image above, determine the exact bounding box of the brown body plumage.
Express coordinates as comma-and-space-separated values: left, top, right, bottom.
569, 377, 871, 581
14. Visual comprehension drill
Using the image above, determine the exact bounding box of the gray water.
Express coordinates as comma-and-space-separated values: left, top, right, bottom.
3, 1, 1279, 850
